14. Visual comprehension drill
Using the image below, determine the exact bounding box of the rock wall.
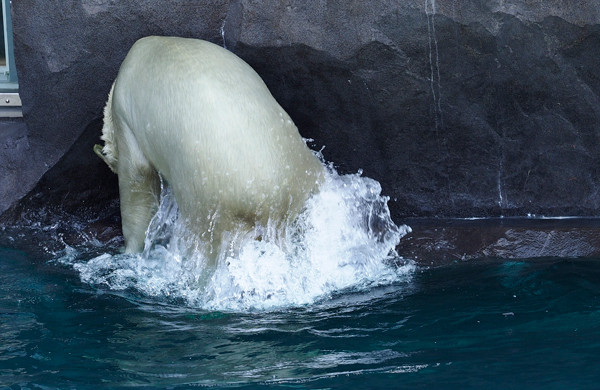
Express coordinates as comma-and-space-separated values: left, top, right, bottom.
2, 0, 600, 223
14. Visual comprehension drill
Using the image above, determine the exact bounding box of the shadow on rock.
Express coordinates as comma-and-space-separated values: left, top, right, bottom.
0, 118, 122, 258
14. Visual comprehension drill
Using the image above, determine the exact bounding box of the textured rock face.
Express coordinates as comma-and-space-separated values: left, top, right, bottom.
2, 0, 229, 214
228, 0, 600, 219
3, 0, 600, 224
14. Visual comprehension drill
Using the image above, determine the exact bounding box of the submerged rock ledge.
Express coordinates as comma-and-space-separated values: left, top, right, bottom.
398, 217, 600, 265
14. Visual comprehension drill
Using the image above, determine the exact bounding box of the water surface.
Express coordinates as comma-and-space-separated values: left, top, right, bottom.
2, 247, 599, 389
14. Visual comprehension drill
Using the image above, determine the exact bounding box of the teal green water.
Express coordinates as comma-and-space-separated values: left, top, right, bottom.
1, 247, 599, 389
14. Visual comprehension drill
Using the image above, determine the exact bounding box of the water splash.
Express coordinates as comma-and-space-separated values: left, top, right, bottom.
61, 166, 412, 312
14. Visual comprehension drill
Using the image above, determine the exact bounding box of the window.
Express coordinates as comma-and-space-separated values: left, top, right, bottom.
0, 0, 20, 117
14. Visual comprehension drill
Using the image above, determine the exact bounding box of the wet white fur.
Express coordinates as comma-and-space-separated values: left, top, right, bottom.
98, 36, 324, 254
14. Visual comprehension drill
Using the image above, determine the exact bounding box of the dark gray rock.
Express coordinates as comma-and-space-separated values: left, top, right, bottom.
2, 0, 600, 230
0, 117, 122, 256
232, 1, 600, 219
0, 119, 30, 210
0, 118, 118, 224
231, 4, 600, 219
2, 0, 229, 213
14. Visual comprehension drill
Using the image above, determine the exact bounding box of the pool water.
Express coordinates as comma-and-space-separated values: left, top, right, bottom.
2, 246, 599, 389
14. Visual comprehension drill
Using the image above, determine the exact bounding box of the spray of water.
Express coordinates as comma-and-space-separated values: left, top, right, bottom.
62, 165, 413, 311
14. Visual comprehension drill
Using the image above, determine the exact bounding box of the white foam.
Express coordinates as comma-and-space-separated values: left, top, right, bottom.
66, 167, 413, 311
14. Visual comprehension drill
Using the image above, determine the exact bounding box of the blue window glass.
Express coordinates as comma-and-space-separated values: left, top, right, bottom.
0, 0, 20, 116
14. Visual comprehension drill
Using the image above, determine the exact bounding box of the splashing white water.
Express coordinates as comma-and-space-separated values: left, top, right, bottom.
65, 167, 413, 311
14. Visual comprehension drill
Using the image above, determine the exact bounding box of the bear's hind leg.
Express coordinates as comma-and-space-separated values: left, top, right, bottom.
116, 125, 161, 253
118, 166, 160, 253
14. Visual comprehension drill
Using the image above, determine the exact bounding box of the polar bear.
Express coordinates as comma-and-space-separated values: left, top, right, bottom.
95, 36, 324, 255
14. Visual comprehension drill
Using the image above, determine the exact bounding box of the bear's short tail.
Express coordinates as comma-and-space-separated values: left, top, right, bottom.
94, 82, 118, 173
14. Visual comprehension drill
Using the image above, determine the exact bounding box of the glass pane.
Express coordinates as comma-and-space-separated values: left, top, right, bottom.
0, 4, 5, 67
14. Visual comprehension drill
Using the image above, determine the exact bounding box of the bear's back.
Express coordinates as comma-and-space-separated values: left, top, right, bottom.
111, 36, 324, 232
